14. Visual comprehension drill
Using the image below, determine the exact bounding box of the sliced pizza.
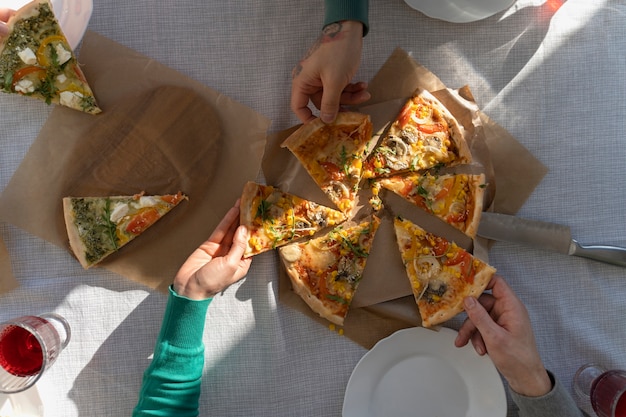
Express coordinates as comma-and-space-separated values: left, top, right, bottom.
393, 216, 495, 328
281, 112, 373, 215
239, 181, 346, 257
279, 216, 380, 326
377, 172, 486, 237
63, 192, 187, 268
0, 0, 101, 114
363, 90, 470, 179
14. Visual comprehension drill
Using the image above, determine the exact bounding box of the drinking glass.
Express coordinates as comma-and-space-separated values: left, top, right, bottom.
573, 364, 626, 417
0, 313, 71, 393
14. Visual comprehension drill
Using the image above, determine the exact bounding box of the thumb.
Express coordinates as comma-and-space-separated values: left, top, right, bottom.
463, 296, 500, 342
319, 83, 343, 124
227, 225, 248, 261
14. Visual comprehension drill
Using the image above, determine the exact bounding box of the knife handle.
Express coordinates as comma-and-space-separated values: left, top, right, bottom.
570, 240, 626, 267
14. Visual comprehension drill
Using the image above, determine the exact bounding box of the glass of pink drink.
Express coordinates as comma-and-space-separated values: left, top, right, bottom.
574, 364, 626, 417
0, 313, 71, 393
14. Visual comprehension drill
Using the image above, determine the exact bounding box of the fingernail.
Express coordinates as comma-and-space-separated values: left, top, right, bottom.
464, 297, 476, 309
474, 342, 485, 355
320, 113, 335, 124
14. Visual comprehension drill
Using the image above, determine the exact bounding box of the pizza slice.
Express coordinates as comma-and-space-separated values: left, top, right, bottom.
279, 216, 380, 326
63, 192, 187, 268
281, 112, 373, 215
363, 90, 471, 179
393, 217, 495, 328
377, 172, 486, 237
0, 0, 101, 114
239, 181, 346, 257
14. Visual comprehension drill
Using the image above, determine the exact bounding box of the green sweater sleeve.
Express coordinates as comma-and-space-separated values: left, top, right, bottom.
324, 0, 370, 36
133, 287, 212, 417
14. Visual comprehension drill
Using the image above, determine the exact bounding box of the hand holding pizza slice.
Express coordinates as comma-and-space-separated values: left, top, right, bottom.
393, 216, 495, 328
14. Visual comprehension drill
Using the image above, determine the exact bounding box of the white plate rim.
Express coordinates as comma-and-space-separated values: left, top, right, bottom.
342, 327, 507, 417
403, 0, 515, 23
0, 384, 44, 416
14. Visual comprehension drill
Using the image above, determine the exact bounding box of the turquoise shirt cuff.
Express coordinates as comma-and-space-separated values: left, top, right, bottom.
157, 286, 212, 349
324, 0, 369, 36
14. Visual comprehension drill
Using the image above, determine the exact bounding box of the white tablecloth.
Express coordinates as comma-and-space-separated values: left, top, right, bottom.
1, 0, 625, 416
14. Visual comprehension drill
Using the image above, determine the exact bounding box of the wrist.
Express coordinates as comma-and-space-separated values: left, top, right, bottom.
172, 278, 215, 301
507, 367, 553, 397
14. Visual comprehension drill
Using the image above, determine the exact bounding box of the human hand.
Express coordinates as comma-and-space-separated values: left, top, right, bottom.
454, 275, 552, 397
0, 9, 14, 38
291, 20, 370, 124
172, 200, 252, 300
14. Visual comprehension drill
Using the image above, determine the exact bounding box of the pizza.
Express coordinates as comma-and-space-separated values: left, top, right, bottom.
279, 216, 380, 326
239, 181, 346, 257
63, 192, 187, 268
281, 112, 373, 215
376, 172, 486, 237
393, 216, 495, 328
363, 89, 471, 179
0, 0, 101, 114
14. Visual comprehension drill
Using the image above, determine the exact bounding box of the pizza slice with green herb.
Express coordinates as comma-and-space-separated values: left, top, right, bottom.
240, 181, 346, 257
63, 192, 187, 268
279, 216, 380, 326
0, 0, 101, 114
281, 112, 373, 215
375, 172, 486, 237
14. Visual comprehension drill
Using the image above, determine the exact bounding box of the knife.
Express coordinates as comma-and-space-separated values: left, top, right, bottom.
477, 212, 626, 267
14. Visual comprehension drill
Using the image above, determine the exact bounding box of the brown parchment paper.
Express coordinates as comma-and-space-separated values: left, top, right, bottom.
264, 48, 548, 348
0, 234, 17, 294
0, 31, 270, 292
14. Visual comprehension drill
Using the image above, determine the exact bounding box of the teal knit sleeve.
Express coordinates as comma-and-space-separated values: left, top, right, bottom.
132, 287, 212, 417
324, 0, 369, 36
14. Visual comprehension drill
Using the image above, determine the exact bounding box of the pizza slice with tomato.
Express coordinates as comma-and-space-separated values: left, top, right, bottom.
363, 90, 470, 179
281, 112, 373, 215
279, 216, 380, 326
375, 172, 486, 238
240, 181, 346, 257
63, 192, 187, 268
393, 216, 495, 328
0, 0, 101, 114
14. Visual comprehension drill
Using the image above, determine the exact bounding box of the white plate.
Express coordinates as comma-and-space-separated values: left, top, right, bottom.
404, 0, 515, 23
3, 0, 93, 49
0, 386, 43, 417
343, 327, 506, 417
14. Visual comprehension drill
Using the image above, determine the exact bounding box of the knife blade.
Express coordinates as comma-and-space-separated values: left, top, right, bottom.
477, 212, 626, 267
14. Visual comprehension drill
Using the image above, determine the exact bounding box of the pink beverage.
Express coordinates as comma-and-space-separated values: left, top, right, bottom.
0, 324, 44, 376
591, 370, 626, 417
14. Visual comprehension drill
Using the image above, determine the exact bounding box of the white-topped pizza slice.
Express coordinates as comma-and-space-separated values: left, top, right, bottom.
63, 192, 187, 268
0, 0, 101, 113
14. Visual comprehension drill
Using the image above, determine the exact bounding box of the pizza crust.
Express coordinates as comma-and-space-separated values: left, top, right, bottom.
280, 112, 371, 150
418, 263, 495, 328
280, 245, 346, 325
464, 173, 486, 238
62, 197, 94, 269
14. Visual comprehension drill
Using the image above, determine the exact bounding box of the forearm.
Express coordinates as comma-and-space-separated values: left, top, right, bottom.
324, 0, 369, 35
510, 370, 584, 417
133, 287, 212, 417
